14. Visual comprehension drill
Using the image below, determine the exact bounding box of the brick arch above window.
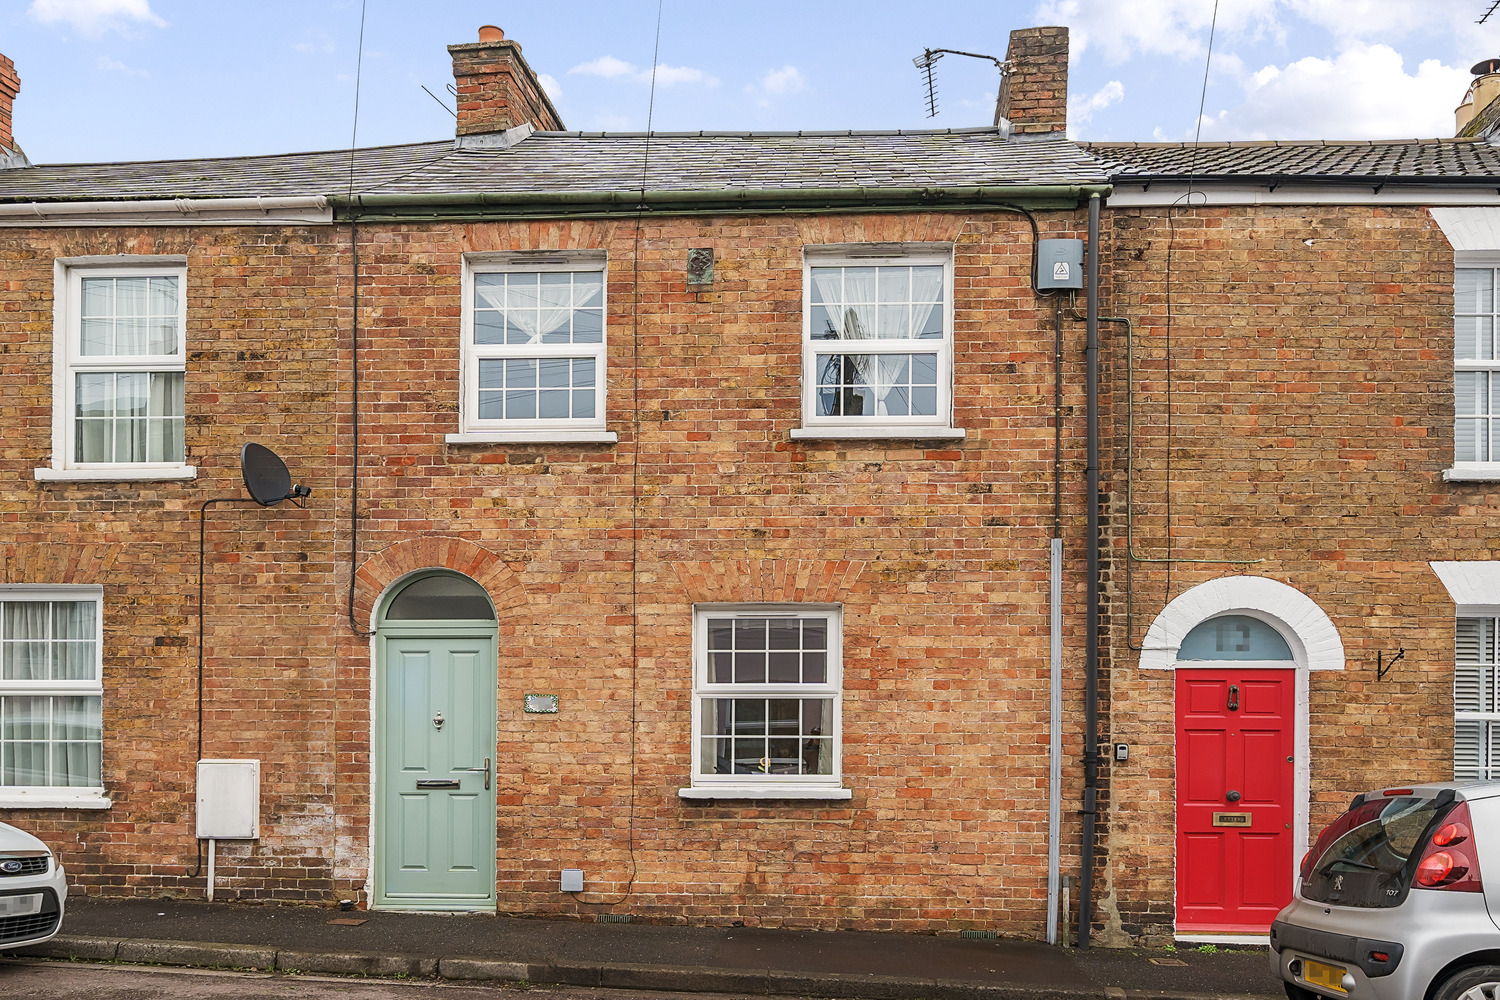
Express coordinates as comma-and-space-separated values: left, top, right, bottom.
353, 536, 528, 627
1, 543, 122, 584
671, 559, 868, 605
1138, 575, 1345, 672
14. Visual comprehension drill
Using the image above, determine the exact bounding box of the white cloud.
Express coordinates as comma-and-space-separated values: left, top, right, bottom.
569, 56, 717, 88
1198, 43, 1470, 140
570, 55, 637, 79
1284, 0, 1435, 43
743, 65, 806, 108
758, 66, 805, 96
538, 73, 562, 102
1068, 79, 1123, 136
96, 54, 144, 76
28, 0, 165, 36
1035, 0, 1278, 64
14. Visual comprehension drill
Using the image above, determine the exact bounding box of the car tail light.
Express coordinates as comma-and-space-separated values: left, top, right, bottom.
1413, 802, 1483, 892
1299, 849, 1314, 880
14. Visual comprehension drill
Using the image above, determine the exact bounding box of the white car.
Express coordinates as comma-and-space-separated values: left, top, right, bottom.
0, 820, 66, 951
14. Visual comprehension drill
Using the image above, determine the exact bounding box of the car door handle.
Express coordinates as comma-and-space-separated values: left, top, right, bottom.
1226, 684, 1239, 711
458, 758, 491, 790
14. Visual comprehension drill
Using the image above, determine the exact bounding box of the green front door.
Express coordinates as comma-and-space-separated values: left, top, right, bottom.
375, 624, 497, 909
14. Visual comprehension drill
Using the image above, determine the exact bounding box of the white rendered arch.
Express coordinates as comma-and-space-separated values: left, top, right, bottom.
1138, 575, 1345, 673
1136, 576, 1345, 942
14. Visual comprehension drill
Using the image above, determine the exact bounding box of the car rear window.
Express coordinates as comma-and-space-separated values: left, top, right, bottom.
1301, 795, 1452, 907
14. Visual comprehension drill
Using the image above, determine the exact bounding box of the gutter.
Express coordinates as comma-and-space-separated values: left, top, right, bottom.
331, 184, 1114, 220
0, 195, 331, 226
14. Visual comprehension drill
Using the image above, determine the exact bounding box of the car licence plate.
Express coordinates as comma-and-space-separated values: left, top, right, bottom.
1304, 959, 1348, 994
0, 893, 42, 917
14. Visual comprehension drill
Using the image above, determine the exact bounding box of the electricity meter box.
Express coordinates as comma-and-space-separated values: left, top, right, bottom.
196, 759, 260, 840
1037, 239, 1085, 290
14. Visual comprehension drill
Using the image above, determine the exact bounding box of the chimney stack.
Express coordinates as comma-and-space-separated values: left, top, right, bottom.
0, 53, 28, 167
448, 26, 565, 137
1457, 58, 1500, 138
995, 26, 1069, 135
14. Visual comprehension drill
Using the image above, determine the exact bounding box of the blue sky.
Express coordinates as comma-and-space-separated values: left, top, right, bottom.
4, 0, 1500, 164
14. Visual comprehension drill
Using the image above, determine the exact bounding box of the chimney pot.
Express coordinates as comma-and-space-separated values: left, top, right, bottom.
478, 25, 504, 43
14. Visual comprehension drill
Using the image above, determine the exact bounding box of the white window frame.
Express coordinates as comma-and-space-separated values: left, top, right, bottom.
792, 244, 964, 441
0, 584, 110, 809
447, 251, 617, 445
36, 256, 195, 482
1449, 251, 1500, 481
679, 603, 851, 800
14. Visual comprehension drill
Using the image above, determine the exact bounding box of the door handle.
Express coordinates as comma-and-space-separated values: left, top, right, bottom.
1226, 789, 1242, 803
459, 757, 491, 790
1226, 684, 1239, 712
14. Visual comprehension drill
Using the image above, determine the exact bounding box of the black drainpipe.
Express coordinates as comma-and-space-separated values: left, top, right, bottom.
1079, 192, 1101, 949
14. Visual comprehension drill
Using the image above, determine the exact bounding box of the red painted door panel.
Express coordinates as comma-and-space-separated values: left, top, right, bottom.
1175, 669, 1294, 933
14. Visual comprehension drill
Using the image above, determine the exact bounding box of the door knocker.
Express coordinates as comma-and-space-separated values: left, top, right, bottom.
433, 711, 445, 731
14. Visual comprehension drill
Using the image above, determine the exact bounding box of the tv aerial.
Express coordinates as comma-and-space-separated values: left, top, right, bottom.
241, 443, 312, 506
913, 47, 1007, 119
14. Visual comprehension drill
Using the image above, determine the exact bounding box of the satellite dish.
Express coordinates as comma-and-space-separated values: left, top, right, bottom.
241, 443, 293, 506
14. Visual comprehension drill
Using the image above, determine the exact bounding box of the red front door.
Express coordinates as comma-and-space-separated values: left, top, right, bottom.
1175, 669, 1294, 933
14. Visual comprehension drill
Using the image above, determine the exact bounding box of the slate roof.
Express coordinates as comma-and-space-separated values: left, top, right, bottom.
0, 129, 1107, 204
1084, 139, 1500, 181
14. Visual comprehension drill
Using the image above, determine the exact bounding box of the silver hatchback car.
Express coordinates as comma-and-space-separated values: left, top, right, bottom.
1271, 781, 1500, 1000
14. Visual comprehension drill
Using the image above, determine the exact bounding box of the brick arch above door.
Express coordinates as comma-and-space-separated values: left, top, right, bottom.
1138, 575, 1345, 672
353, 536, 528, 627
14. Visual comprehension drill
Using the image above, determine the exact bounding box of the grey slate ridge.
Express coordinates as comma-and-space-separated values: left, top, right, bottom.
0, 129, 1107, 204
1084, 138, 1500, 181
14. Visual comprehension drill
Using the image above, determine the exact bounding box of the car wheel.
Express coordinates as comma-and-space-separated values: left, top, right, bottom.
1284, 984, 1318, 1000
1435, 966, 1500, 1000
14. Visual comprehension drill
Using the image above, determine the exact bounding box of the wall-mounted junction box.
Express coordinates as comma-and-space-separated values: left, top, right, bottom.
1037, 239, 1085, 290
196, 759, 260, 840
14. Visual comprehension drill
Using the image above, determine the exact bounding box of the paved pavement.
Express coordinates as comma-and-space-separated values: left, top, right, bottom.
10, 897, 1284, 1000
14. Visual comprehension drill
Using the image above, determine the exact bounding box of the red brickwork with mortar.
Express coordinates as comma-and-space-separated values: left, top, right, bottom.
1, 208, 1100, 936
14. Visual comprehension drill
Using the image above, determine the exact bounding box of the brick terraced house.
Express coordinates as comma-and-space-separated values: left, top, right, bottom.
3, 23, 1500, 947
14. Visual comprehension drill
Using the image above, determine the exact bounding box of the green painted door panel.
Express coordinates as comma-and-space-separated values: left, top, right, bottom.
377, 630, 496, 907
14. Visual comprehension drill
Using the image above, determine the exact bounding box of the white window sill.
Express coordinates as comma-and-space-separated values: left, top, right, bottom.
1444, 466, 1500, 482
35, 466, 197, 483
0, 791, 111, 810
678, 785, 853, 801
445, 431, 619, 445
789, 426, 966, 441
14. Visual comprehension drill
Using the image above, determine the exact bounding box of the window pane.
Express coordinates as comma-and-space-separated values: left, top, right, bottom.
573, 273, 603, 307
1456, 720, 1486, 781
505, 391, 536, 419
506, 358, 538, 388
1457, 268, 1494, 314
80, 318, 111, 356
572, 308, 603, 343
1178, 615, 1295, 661
81, 277, 113, 319
708, 620, 733, 649
385, 574, 494, 620
474, 311, 506, 344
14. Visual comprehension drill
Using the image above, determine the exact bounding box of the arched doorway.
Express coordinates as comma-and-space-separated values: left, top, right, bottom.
1138, 576, 1345, 942
373, 571, 498, 910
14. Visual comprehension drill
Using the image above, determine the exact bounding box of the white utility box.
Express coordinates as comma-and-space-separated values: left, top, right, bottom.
196, 759, 260, 839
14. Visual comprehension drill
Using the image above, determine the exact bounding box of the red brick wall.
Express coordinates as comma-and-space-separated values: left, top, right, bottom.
1096, 204, 1468, 943
1, 208, 1101, 936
